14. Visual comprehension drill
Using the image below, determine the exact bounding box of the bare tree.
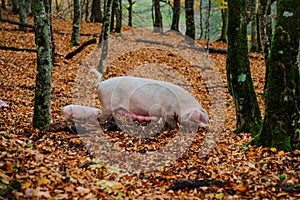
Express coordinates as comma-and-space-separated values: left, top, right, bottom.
185, 0, 195, 39
127, 0, 135, 26
2, 0, 7, 10
70, 0, 82, 46
98, 0, 113, 72
171, 0, 180, 31
91, 0, 103, 22
250, 0, 259, 52
152, 0, 163, 33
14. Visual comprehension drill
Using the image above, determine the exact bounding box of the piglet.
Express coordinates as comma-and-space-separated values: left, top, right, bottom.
93, 73, 209, 129
63, 105, 102, 121
0, 100, 9, 108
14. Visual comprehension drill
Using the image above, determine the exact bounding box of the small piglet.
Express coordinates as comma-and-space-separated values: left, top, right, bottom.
63, 105, 102, 121
95, 75, 209, 129
0, 100, 9, 108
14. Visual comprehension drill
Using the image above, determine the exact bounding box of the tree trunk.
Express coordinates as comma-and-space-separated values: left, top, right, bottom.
258, 0, 272, 60
115, 0, 122, 33
26, 0, 32, 14
127, 0, 134, 26
110, 0, 116, 32
70, 0, 82, 46
226, 0, 262, 134
256, 0, 300, 150
12, 0, 20, 14
152, 0, 163, 33
19, 0, 27, 31
2, 0, 7, 10
45, 0, 56, 65
199, 0, 203, 39
55, 0, 60, 12
171, 0, 180, 31
185, 0, 195, 39
85, 0, 89, 21
91, 0, 102, 22
219, 1, 228, 42
98, 0, 113, 73
250, 0, 259, 52
32, 0, 53, 129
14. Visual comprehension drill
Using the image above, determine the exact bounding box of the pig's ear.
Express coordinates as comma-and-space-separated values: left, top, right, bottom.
182, 108, 199, 123
188, 108, 209, 125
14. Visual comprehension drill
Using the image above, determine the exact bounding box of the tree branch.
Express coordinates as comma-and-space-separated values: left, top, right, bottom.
0, 18, 34, 29
65, 38, 97, 59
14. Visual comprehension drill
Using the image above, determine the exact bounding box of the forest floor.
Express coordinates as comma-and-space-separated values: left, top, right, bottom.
1, 10, 300, 199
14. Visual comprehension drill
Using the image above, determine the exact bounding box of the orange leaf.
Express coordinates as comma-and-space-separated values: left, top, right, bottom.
235, 184, 248, 192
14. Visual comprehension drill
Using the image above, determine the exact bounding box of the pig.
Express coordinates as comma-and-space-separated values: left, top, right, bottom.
0, 100, 9, 108
63, 105, 102, 121
93, 74, 209, 129
115, 109, 158, 122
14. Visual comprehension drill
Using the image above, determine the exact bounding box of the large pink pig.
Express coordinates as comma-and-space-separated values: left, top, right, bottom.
96, 76, 209, 129
63, 105, 102, 121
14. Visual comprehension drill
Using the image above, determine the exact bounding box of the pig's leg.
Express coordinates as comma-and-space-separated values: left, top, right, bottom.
165, 114, 179, 129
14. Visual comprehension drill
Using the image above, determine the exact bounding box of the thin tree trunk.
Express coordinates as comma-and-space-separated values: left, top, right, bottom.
250, 0, 259, 52
91, 0, 102, 22
185, 0, 195, 39
199, 0, 203, 39
171, 0, 180, 31
19, 0, 27, 31
1, 0, 6, 10
205, 0, 211, 48
12, 0, 20, 14
152, 0, 163, 33
127, 0, 134, 26
219, 0, 228, 42
226, 0, 262, 134
256, 0, 300, 150
70, 0, 82, 46
110, 0, 116, 32
26, 0, 32, 14
115, 0, 122, 33
258, 0, 272, 60
48, 0, 56, 64
98, 0, 113, 73
32, 0, 53, 128
85, 0, 89, 21
55, 0, 60, 12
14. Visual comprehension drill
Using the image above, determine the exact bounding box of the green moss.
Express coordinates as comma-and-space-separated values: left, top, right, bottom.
34, 4, 42, 11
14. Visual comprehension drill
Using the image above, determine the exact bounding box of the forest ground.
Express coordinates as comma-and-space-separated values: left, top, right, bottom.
0, 10, 300, 199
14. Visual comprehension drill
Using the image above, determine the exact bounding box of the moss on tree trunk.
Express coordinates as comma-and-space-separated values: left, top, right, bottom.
32, 0, 53, 128
254, 0, 300, 151
226, 0, 262, 134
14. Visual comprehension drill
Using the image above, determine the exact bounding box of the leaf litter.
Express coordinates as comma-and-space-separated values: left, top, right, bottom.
0, 10, 299, 199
